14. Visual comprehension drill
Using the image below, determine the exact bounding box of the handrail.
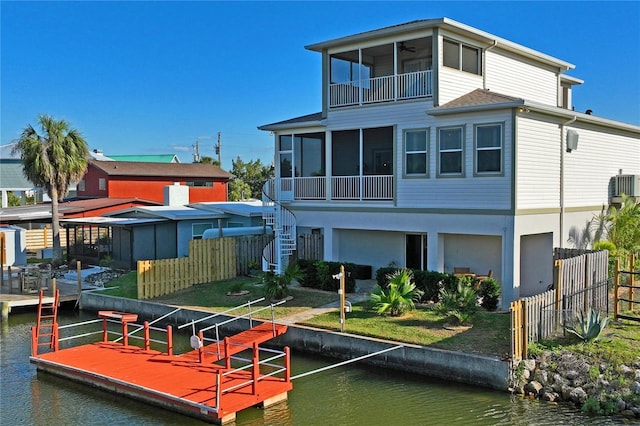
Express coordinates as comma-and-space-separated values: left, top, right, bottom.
116, 307, 182, 342
177, 298, 265, 330
199, 299, 287, 333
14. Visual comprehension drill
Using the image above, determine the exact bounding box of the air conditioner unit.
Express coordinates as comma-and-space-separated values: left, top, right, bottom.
613, 174, 640, 201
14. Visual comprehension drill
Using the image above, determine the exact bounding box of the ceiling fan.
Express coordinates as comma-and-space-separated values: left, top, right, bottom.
399, 42, 416, 53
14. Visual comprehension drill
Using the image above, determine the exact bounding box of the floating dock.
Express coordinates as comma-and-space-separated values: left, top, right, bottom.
29, 299, 292, 424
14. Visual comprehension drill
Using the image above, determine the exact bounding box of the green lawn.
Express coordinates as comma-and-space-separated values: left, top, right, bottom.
301, 303, 512, 356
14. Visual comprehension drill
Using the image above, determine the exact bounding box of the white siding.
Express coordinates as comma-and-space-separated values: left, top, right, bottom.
563, 125, 640, 207
516, 115, 561, 210
438, 67, 484, 105
485, 49, 559, 105
396, 109, 513, 210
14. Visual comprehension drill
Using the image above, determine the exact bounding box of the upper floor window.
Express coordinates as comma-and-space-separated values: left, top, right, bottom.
77, 179, 85, 192
475, 123, 503, 175
438, 126, 464, 176
443, 39, 481, 75
98, 178, 106, 190
404, 129, 429, 176
331, 57, 372, 85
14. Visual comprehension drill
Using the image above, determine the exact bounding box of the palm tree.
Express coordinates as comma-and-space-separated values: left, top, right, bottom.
12, 115, 89, 265
370, 269, 424, 316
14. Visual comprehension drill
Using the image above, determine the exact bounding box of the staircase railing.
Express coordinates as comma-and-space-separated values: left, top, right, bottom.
262, 179, 296, 274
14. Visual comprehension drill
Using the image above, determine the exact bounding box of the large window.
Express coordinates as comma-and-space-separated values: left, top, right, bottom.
443, 39, 481, 75
279, 133, 326, 178
331, 57, 372, 85
438, 127, 464, 176
278, 135, 293, 178
475, 124, 503, 174
404, 129, 428, 176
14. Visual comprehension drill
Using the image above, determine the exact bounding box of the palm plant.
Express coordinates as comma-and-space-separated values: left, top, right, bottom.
435, 282, 479, 325
370, 269, 424, 316
262, 262, 302, 301
13, 115, 89, 265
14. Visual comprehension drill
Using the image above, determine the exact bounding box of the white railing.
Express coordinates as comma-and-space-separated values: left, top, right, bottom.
329, 70, 432, 108
294, 176, 326, 200
262, 181, 297, 274
331, 175, 393, 201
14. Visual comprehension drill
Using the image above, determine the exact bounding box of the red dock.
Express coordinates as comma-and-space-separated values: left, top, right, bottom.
29, 301, 292, 424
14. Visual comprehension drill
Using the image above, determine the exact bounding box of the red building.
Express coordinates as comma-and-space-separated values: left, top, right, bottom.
77, 161, 233, 204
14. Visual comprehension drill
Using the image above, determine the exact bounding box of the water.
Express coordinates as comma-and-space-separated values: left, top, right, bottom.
1, 309, 633, 425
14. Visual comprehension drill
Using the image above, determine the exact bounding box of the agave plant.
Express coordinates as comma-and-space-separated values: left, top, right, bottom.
370, 269, 424, 316
565, 308, 610, 343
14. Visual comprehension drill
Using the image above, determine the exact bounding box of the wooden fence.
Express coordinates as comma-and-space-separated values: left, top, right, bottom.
25, 228, 68, 250
137, 238, 236, 299
136, 233, 324, 300
614, 253, 639, 322
511, 249, 610, 361
296, 233, 324, 261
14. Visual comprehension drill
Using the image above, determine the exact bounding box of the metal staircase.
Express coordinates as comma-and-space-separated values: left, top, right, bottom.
262, 179, 296, 274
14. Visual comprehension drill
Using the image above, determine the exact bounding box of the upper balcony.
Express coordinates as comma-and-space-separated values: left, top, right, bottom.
328, 37, 433, 108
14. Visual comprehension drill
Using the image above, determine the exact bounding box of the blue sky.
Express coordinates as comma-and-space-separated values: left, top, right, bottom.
2, 1, 639, 170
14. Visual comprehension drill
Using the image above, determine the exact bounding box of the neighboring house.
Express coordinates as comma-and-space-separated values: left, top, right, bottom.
61, 201, 270, 268
258, 17, 640, 306
0, 143, 42, 208
77, 160, 233, 204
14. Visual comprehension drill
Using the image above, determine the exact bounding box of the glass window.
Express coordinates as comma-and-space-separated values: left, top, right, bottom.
192, 223, 213, 240
404, 130, 428, 176
462, 45, 480, 74
98, 178, 106, 190
294, 133, 325, 177
475, 124, 502, 174
438, 127, 463, 176
443, 39, 481, 75
443, 39, 460, 69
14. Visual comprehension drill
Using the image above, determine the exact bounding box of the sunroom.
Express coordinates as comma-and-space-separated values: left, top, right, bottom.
327, 36, 433, 108
276, 126, 394, 201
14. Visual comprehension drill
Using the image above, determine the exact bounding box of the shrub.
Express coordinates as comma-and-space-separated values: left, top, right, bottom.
435, 282, 479, 325
262, 263, 302, 301
478, 278, 501, 311
297, 260, 356, 292
370, 269, 424, 316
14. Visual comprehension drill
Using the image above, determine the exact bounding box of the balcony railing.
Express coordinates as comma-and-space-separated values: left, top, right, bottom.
330, 70, 432, 108
274, 176, 393, 201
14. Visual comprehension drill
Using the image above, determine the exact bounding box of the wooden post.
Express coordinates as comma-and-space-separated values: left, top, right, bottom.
284, 346, 291, 382
76, 260, 82, 309
53, 323, 59, 351
224, 337, 231, 369
554, 259, 562, 328
31, 326, 38, 356
102, 318, 109, 342
340, 265, 346, 333
143, 321, 150, 351
252, 342, 259, 396
166, 325, 173, 356
0, 232, 5, 289
1, 301, 11, 322
122, 321, 129, 346
51, 278, 57, 298
629, 253, 635, 311
614, 258, 620, 320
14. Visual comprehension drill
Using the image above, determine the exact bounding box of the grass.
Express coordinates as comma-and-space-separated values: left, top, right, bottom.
100, 273, 338, 319
301, 302, 511, 356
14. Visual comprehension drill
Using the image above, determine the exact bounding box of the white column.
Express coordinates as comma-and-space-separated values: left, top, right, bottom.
1, 190, 7, 208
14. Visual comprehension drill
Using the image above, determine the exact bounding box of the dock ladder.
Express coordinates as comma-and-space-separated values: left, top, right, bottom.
35, 289, 59, 353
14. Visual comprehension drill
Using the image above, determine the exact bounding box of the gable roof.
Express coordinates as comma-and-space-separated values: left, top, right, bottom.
435, 89, 522, 109
89, 160, 233, 179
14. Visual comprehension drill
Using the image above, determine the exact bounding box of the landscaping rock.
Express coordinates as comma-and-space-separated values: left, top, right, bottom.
524, 381, 543, 397
569, 387, 587, 405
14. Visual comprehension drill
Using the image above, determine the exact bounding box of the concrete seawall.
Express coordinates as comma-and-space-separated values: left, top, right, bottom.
81, 292, 510, 391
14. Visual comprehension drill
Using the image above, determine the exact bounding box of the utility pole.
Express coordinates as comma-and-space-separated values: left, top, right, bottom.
214, 132, 222, 165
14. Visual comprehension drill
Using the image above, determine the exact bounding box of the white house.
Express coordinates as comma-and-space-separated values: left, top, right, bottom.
258, 17, 640, 306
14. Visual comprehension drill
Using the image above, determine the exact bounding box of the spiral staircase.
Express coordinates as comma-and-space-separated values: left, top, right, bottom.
261, 179, 296, 274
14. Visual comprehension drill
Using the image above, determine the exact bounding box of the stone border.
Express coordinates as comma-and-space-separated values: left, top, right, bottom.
81, 292, 510, 390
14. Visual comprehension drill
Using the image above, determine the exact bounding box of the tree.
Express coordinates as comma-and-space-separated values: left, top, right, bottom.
13, 115, 89, 265
228, 157, 273, 201
197, 156, 220, 166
